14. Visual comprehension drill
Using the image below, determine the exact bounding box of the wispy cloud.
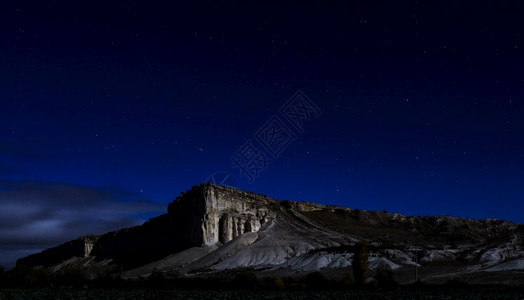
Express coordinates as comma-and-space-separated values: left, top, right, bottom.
0, 180, 165, 269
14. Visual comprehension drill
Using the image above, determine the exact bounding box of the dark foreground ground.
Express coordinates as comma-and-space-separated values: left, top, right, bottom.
1, 289, 524, 300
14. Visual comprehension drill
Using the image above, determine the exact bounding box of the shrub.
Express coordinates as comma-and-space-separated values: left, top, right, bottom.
374, 264, 397, 289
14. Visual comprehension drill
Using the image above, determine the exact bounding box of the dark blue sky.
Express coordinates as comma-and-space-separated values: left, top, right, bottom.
1, 1, 523, 267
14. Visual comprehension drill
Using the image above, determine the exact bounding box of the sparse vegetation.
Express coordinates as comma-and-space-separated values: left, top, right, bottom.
2, 264, 524, 300
374, 264, 397, 289
1, 288, 524, 299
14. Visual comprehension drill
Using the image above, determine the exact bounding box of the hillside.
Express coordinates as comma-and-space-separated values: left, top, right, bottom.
17, 183, 524, 285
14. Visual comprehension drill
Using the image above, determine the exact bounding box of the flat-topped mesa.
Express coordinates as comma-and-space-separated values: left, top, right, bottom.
18, 183, 278, 268
16, 183, 524, 284
168, 183, 276, 246
91, 184, 277, 265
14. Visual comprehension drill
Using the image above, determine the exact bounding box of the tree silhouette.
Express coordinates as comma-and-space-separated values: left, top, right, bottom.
352, 240, 369, 286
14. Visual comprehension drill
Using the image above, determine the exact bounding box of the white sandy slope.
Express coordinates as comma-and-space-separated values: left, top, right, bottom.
484, 259, 524, 271
122, 245, 219, 278
122, 209, 524, 280
124, 211, 410, 278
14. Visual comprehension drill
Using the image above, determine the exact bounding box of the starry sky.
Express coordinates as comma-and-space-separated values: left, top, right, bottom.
1, 1, 523, 268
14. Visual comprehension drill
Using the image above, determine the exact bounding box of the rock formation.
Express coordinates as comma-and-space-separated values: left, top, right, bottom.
16, 183, 524, 286
18, 183, 277, 268
167, 183, 275, 246
18, 235, 98, 267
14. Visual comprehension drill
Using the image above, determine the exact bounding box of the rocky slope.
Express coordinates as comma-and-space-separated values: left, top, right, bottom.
17, 183, 524, 285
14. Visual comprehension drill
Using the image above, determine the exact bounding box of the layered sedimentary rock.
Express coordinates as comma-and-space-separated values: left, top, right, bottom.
89, 184, 276, 268
167, 183, 275, 246
16, 183, 524, 286
17, 183, 276, 268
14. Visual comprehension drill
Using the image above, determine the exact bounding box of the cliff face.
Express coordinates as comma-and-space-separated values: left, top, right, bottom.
17, 183, 276, 268
16, 183, 524, 286
171, 183, 275, 246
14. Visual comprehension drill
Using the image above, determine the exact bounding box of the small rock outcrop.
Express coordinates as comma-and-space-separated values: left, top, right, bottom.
17, 235, 98, 267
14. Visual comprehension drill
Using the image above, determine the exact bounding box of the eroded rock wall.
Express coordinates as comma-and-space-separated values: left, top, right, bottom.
17, 183, 277, 268
200, 184, 275, 245
167, 183, 276, 246
92, 184, 276, 267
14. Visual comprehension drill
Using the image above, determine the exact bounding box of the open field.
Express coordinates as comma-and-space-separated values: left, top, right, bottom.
1, 289, 524, 300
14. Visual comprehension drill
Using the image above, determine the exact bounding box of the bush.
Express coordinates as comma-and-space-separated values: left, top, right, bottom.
374, 264, 397, 289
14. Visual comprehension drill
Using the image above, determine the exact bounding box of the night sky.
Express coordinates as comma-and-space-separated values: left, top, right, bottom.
1, 1, 523, 268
